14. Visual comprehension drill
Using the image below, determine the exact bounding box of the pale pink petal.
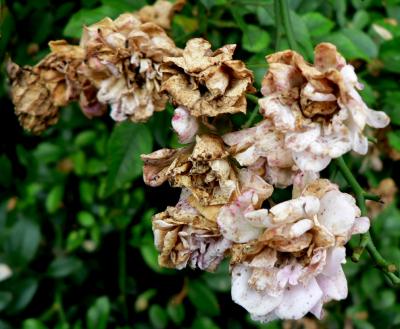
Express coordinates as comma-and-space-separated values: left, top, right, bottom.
217, 192, 262, 243
259, 96, 296, 130
275, 277, 323, 320
318, 190, 358, 237
365, 108, 390, 129
316, 247, 348, 302
270, 196, 320, 224
231, 265, 283, 316
351, 216, 370, 235
171, 106, 199, 144
285, 126, 320, 152
292, 150, 331, 172
244, 209, 275, 228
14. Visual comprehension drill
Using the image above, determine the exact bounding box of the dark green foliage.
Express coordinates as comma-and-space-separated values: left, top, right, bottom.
0, 0, 400, 328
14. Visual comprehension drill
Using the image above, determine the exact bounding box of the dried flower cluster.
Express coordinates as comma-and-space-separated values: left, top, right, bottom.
7, 0, 184, 133
7, 1, 392, 323
141, 42, 390, 323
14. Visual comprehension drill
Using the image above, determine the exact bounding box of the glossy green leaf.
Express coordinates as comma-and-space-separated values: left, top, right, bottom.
64, 6, 122, 38
302, 12, 334, 37
242, 25, 270, 53
87, 297, 110, 329
188, 280, 220, 317
166, 302, 185, 325
47, 256, 83, 278
148, 305, 168, 329
46, 185, 64, 214
105, 123, 153, 196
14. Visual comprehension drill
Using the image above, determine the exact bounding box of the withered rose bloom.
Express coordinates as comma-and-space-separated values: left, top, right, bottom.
142, 134, 239, 206
7, 40, 101, 134
259, 43, 390, 172
227, 179, 369, 322
161, 38, 255, 117
223, 120, 298, 188
80, 13, 181, 122
367, 178, 397, 218
152, 189, 231, 271
137, 0, 186, 29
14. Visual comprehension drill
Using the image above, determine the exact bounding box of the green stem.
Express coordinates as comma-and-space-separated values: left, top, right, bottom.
363, 192, 381, 202
55, 286, 66, 324
335, 157, 400, 286
246, 94, 258, 104
243, 105, 260, 128
274, 0, 282, 51
119, 229, 128, 319
279, 0, 299, 52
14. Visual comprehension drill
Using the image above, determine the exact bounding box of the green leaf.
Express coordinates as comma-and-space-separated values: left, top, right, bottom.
77, 211, 96, 227
383, 91, 400, 125
323, 32, 368, 61
46, 185, 64, 214
47, 256, 83, 278
187, 280, 220, 317
166, 302, 185, 325
64, 6, 122, 38
74, 131, 98, 148
351, 10, 370, 30
290, 11, 313, 60
105, 123, 153, 196
22, 319, 48, 329
148, 305, 168, 329
192, 317, 221, 329
388, 130, 400, 151
380, 38, 400, 73
33, 143, 63, 164
100, 0, 147, 12
6, 278, 38, 314
341, 28, 378, 59
4, 218, 41, 266
66, 230, 86, 252
202, 261, 231, 292
302, 12, 334, 37
242, 25, 270, 53
87, 297, 110, 329
200, 0, 227, 9
0, 292, 12, 312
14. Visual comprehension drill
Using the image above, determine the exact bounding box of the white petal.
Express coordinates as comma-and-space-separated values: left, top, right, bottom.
275, 277, 323, 320
292, 151, 331, 172
231, 265, 283, 317
285, 126, 320, 152
318, 190, 358, 236
316, 247, 348, 301
245, 209, 275, 228
351, 216, 370, 235
270, 196, 320, 224
172, 106, 199, 144
289, 219, 314, 237
365, 108, 390, 128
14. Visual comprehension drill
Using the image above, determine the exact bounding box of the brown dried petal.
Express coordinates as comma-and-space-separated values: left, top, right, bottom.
162, 38, 254, 117
137, 0, 186, 29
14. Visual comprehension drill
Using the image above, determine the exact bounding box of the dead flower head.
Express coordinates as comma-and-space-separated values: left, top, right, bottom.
259, 43, 390, 172
142, 134, 240, 206
161, 38, 255, 117
136, 0, 186, 29
227, 179, 370, 322
152, 189, 231, 271
7, 41, 102, 134
81, 13, 181, 122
